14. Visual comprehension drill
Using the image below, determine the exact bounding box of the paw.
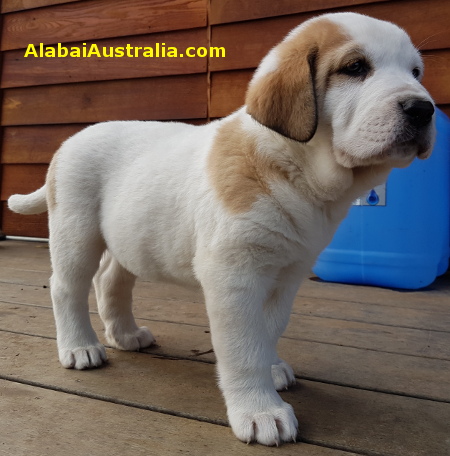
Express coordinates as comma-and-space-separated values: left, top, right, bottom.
59, 343, 107, 370
271, 359, 296, 391
106, 326, 156, 351
228, 399, 298, 446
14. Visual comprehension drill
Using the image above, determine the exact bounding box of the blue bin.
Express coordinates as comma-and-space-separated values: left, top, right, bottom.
313, 108, 450, 289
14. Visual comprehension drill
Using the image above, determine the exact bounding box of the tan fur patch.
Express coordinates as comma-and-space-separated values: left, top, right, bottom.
209, 19, 365, 214
208, 117, 288, 214
246, 18, 350, 142
46, 151, 59, 211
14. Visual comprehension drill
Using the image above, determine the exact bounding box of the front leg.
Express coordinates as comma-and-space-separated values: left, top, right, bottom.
265, 263, 306, 391
199, 262, 298, 446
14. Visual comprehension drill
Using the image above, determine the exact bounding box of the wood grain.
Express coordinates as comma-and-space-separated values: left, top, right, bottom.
2, 332, 450, 455
2, 298, 450, 403
2, 28, 208, 88
211, 15, 305, 72
1, 0, 207, 51
1, 164, 48, 236
209, 0, 389, 24
1, 240, 448, 455
210, 70, 252, 118
1, 0, 79, 14
4, 284, 450, 363
1, 202, 49, 237
211, 0, 450, 47
211, 0, 450, 72
2, 74, 208, 125
0, 380, 363, 456
1, 120, 207, 165
2, 125, 88, 164
1, 164, 47, 200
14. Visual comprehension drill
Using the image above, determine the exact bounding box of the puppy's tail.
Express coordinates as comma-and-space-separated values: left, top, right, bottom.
8, 185, 48, 215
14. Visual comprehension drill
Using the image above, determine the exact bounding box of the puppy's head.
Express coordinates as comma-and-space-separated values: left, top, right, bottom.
245, 13, 436, 168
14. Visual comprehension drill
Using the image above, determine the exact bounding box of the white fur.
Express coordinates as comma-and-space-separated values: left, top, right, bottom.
7, 13, 435, 446
8, 186, 47, 214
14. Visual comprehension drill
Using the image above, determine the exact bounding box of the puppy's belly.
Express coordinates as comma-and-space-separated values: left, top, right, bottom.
122, 250, 200, 287
102, 206, 199, 286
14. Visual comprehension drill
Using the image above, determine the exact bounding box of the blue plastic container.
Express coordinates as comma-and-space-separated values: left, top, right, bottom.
313, 108, 450, 289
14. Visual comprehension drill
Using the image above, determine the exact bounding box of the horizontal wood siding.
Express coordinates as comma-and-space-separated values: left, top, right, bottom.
210, 70, 252, 118
211, 0, 450, 72
0, 0, 209, 236
1, 0, 207, 50
1, 165, 47, 201
209, 0, 390, 24
209, 0, 450, 118
1, 1, 79, 14
1, 165, 48, 237
2, 125, 89, 164
1, 204, 48, 237
2, 75, 207, 125
1, 0, 449, 237
2, 29, 208, 88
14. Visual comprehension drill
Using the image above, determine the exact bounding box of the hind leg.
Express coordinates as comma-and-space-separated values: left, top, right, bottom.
94, 251, 155, 351
49, 217, 107, 370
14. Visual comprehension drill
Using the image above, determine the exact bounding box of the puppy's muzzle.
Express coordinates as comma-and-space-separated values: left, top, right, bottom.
401, 99, 435, 128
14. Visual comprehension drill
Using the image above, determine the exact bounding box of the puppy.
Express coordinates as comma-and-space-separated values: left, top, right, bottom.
8, 12, 435, 446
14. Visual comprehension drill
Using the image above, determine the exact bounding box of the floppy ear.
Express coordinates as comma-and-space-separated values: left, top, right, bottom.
245, 47, 318, 143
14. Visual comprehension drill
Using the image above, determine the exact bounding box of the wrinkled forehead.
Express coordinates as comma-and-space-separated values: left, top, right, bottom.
333, 14, 421, 66
327, 13, 422, 69
285, 13, 423, 70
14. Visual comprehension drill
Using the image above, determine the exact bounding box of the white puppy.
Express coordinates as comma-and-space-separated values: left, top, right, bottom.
9, 12, 435, 446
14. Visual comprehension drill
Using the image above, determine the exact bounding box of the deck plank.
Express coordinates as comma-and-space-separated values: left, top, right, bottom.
1, 332, 449, 456
2, 240, 449, 309
1, 381, 358, 456
1, 240, 450, 455
3, 279, 449, 361
2, 301, 450, 402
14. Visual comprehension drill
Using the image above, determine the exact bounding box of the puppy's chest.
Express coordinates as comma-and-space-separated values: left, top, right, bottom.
245, 195, 339, 265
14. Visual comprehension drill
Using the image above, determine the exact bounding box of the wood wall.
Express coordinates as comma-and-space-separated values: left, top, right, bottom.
1, 0, 449, 237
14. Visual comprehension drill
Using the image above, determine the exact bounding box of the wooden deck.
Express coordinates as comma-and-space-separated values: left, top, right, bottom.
1, 239, 449, 456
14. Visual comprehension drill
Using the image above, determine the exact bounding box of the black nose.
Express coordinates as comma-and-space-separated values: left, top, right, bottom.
401, 99, 435, 128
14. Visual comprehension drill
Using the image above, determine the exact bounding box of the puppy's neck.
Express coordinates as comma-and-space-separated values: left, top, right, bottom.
209, 109, 392, 217
249, 119, 354, 204
271, 123, 393, 207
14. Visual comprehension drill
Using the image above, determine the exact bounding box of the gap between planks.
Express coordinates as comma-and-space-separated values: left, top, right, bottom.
1, 332, 450, 456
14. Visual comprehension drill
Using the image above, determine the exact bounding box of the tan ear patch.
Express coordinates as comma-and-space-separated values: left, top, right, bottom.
208, 117, 288, 214
246, 18, 349, 142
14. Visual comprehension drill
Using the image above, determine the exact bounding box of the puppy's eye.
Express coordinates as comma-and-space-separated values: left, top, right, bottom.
339, 59, 370, 78
412, 67, 421, 79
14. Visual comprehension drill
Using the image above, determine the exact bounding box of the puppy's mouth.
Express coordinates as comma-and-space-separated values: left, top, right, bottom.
380, 103, 436, 162
381, 126, 435, 162
335, 125, 435, 169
